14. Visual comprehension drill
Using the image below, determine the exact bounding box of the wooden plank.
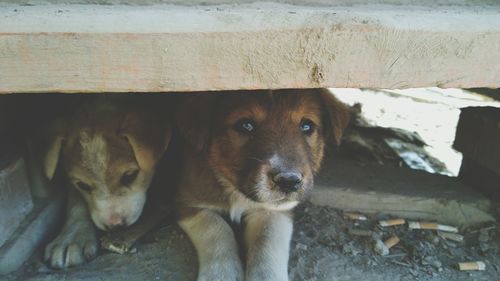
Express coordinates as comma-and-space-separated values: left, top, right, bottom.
454, 106, 500, 175
458, 157, 500, 196
312, 158, 494, 226
0, 2, 499, 93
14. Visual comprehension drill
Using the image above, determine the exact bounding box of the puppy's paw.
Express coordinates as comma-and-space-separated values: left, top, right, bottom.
44, 224, 98, 269
198, 260, 244, 281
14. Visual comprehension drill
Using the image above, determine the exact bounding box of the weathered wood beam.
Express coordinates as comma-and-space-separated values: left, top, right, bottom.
0, 2, 499, 93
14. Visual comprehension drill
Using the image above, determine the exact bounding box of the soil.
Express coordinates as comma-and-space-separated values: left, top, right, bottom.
4, 199, 499, 281
289, 202, 500, 281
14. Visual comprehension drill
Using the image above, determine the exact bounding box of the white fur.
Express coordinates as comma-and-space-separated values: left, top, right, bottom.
245, 210, 293, 281
79, 132, 109, 179
227, 189, 297, 224
200, 157, 297, 281
269, 153, 282, 168
91, 192, 146, 230
179, 210, 244, 281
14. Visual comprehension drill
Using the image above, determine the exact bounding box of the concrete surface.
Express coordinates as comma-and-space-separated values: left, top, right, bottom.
0, 195, 63, 275
312, 158, 495, 226
0, 158, 34, 248
0, 1, 499, 93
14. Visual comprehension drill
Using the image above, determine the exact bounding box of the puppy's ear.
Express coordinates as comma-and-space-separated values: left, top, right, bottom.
319, 89, 351, 146
43, 135, 64, 180
175, 93, 214, 153
121, 109, 172, 170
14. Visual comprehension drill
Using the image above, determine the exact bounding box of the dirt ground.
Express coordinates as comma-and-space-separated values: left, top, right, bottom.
4, 195, 499, 281
3, 88, 500, 281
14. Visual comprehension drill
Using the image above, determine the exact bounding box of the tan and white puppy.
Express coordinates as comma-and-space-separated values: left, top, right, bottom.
175, 89, 350, 281
43, 96, 171, 269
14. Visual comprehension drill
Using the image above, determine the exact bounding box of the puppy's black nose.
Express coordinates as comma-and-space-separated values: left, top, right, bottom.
272, 172, 303, 192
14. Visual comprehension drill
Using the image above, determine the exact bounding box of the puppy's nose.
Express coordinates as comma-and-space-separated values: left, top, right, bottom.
105, 216, 126, 231
272, 172, 303, 193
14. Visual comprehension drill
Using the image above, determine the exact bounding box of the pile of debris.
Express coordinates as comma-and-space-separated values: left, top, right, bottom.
290, 202, 500, 281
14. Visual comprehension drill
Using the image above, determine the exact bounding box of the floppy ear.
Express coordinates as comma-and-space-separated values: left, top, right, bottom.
175, 93, 214, 153
120, 109, 172, 170
43, 135, 64, 180
319, 89, 351, 146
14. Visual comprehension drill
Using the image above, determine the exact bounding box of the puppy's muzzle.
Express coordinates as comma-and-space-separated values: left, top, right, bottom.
271, 170, 303, 193
104, 216, 128, 231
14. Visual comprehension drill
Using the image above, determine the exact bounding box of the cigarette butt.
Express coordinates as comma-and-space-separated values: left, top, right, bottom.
458, 261, 486, 271
409, 222, 458, 233
101, 237, 130, 255
379, 219, 406, 227
438, 231, 464, 242
384, 236, 400, 249
344, 212, 367, 221
101, 241, 128, 255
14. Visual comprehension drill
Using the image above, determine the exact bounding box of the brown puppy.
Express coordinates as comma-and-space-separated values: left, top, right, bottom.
175, 89, 350, 281
42, 96, 171, 269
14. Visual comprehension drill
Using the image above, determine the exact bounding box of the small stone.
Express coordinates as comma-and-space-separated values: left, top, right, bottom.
409, 268, 419, 277
478, 229, 490, 243
479, 243, 490, 253
425, 233, 440, 245
348, 228, 373, 237
296, 243, 308, 251
342, 241, 361, 256
424, 256, 442, 270
374, 240, 389, 256
35, 262, 52, 274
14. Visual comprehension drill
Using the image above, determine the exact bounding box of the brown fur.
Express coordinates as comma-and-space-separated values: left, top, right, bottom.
175, 89, 350, 281
42, 96, 171, 269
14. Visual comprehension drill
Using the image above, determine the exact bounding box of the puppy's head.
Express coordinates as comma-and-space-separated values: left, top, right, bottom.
44, 103, 171, 231
177, 89, 349, 208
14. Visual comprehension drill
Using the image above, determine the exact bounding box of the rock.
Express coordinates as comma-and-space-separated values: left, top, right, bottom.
348, 228, 373, 237
478, 228, 491, 243
296, 243, 308, 251
422, 256, 442, 270
425, 233, 440, 245
374, 240, 389, 256
0, 157, 34, 248
0, 195, 63, 275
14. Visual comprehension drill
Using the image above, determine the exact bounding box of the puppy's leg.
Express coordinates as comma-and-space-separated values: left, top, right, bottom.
178, 208, 243, 281
244, 210, 293, 281
44, 188, 98, 268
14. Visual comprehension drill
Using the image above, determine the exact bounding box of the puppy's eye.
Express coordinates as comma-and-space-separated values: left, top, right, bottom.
121, 169, 139, 187
233, 118, 255, 135
76, 182, 93, 193
300, 119, 315, 135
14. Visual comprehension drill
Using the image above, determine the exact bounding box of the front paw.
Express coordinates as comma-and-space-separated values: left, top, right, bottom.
44, 224, 99, 269
198, 259, 244, 281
